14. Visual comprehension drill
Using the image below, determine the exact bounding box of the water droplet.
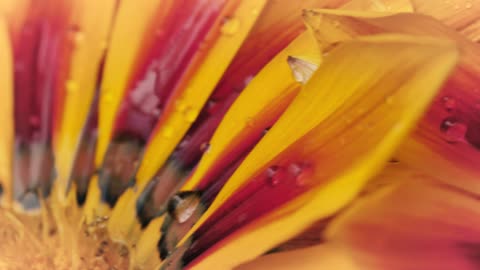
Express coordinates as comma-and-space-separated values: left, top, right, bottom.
287, 56, 318, 84
237, 213, 247, 223
466, 2, 473, 8
162, 126, 174, 138
175, 100, 187, 112
441, 96, 456, 111
200, 142, 210, 153
454, 4, 460, 9
65, 80, 78, 93
206, 100, 218, 115
168, 192, 201, 224
262, 127, 270, 135
245, 117, 255, 128
265, 166, 281, 186
294, 164, 314, 187
184, 107, 198, 123
251, 8, 260, 15
287, 163, 302, 177
440, 117, 467, 143
73, 31, 85, 44
69, 25, 85, 44
220, 17, 240, 35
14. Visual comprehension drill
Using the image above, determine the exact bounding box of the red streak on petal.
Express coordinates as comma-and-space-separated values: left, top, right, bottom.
183, 158, 313, 264
112, 0, 229, 141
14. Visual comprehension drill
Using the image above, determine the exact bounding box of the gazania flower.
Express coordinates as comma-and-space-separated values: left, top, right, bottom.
0, 0, 479, 269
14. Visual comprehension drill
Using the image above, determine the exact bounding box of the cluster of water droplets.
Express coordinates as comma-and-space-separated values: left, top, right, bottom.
438, 95, 480, 148
265, 162, 313, 188
440, 96, 467, 143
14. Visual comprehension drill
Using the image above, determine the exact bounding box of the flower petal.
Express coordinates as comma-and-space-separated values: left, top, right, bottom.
125, 30, 321, 269
107, 0, 348, 252
411, 0, 480, 42
52, 0, 117, 204
0, 18, 14, 207
324, 164, 480, 270
340, 0, 413, 12
301, 8, 480, 193
84, 0, 268, 220
134, 0, 353, 191
170, 35, 458, 269
8, 0, 73, 211
236, 243, 358, 270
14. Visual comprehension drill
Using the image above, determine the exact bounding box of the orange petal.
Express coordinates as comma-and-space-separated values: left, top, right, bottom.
301, 8, 480, 194
325, 164, 480, 270
340, 0, 413, 12
169, 35, 457, 269
411, 0, 480, 42
236, 243, 358, 270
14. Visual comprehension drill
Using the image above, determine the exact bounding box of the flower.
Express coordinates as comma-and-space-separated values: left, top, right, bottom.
0, 0, 478, 269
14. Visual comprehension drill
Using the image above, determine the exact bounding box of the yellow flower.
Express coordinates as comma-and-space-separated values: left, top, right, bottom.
0, 0, 478, 269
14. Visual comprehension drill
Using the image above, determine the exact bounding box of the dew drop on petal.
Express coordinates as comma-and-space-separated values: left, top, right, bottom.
69, 25, 85, 44
245, 117, 254, 128
265, 166, 280, 186
168, 192, 201, 224
288, 163, 302, 177
466, 2, 473, 8
294, 163, 313, 187
440, 117, 467, 143
200, 142, 210, 153
206, 100, 218, 115
175, 100, 187, 112
441, 96, 456, 111
287, 56, 318, 84
220, 17, 240, 35
237, 213, 248, 223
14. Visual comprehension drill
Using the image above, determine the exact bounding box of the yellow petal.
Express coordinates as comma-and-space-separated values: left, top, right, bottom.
95, 0, 166, 166
181, 31, 321, 192
301, 9, 480, 198
52, 0, 117, 204
113, 0, 268, 185
0, 18, 14, 207
106, 29, 321, 262
174, 35, 458, 269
